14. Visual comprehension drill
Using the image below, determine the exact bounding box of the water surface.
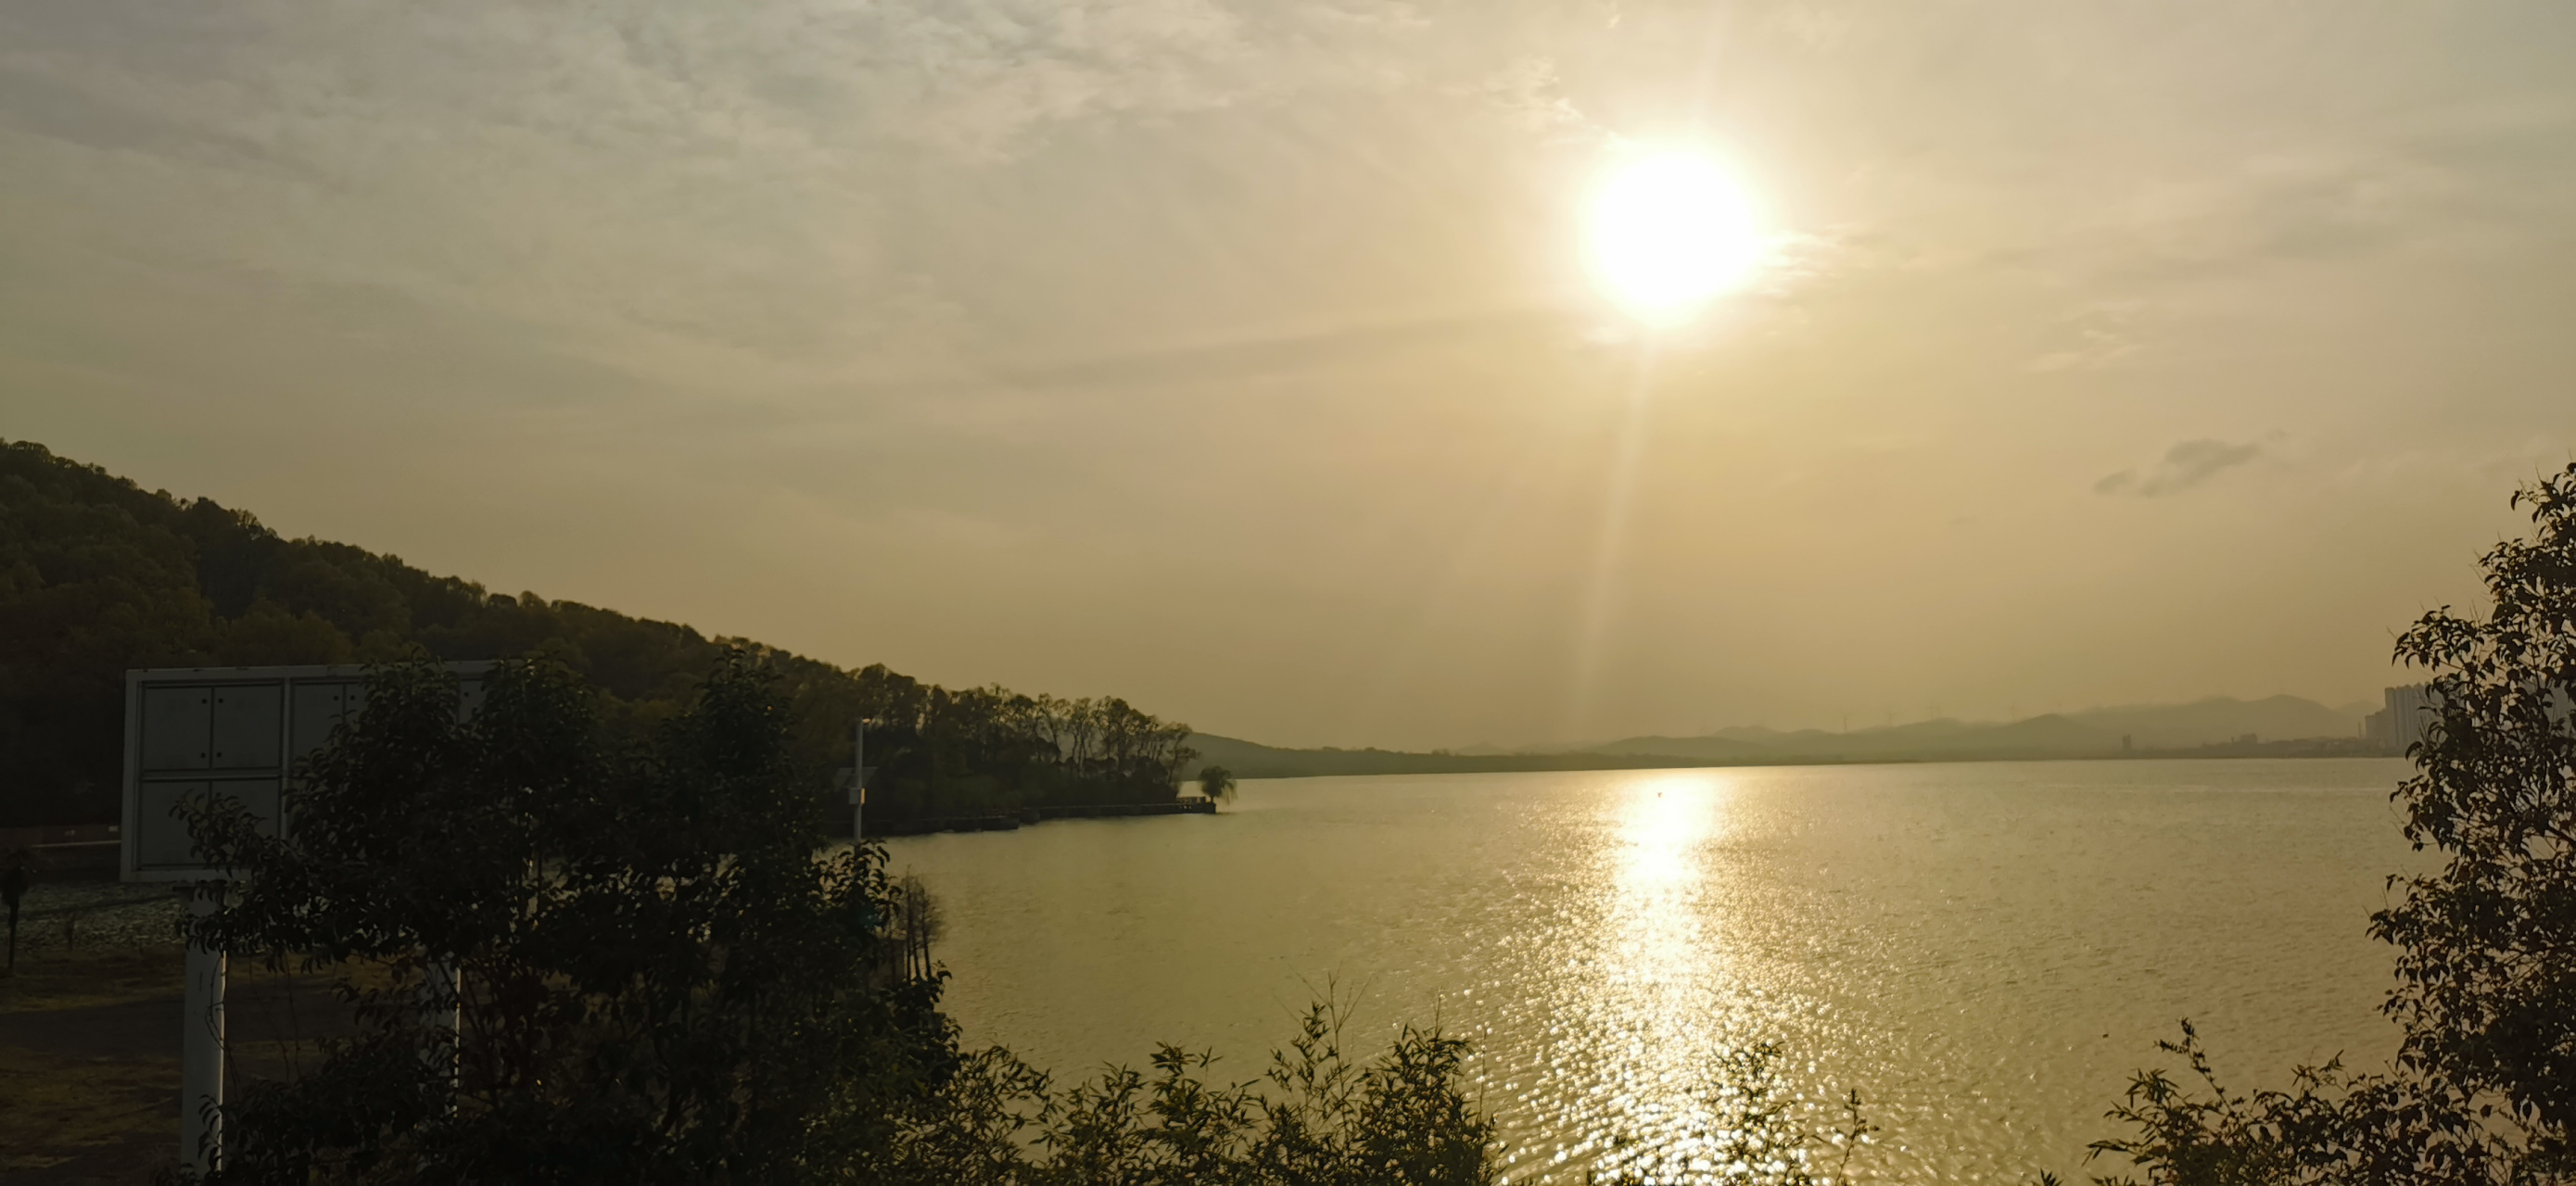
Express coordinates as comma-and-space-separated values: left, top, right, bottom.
885, 759, 2415, 1183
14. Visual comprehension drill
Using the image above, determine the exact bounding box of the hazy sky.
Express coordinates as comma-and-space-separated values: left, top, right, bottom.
5, 1, 2571, 749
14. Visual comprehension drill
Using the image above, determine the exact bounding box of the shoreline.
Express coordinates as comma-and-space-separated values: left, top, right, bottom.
1194, 740, 2398, 782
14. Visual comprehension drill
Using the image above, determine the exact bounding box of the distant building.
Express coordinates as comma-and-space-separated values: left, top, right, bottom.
2362, 684, 2438, 754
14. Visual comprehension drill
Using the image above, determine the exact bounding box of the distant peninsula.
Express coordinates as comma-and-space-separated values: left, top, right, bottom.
0, 439, 1195, 830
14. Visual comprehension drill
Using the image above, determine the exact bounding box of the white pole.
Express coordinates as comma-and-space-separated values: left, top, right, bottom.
183, 890, 225, 1174
421, 957, 461, 1112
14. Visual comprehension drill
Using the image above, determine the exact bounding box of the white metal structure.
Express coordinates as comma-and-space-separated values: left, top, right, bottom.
122, 662, 489, 1174
121, 663, 491, 882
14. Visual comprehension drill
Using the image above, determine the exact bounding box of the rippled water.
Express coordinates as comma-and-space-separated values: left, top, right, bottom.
883, 759, 2417, 1183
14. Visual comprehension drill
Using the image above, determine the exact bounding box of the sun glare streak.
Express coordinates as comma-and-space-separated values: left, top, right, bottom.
1564, 344, 1657, 733
1585, 149, 1763, 324
1567, 149, 1763, 732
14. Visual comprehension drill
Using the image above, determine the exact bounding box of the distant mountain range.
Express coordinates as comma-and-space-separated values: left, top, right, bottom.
1187, 695, 2388, 780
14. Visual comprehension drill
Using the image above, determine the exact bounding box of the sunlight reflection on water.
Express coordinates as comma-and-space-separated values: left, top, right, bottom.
887, 760, 2416, 1184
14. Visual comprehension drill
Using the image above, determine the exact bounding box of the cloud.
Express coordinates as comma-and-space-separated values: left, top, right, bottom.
2096, 437, 2264, 497
2025, 305, 2143, 372
984, 306, 1563, 390
1467, 57, 1599, 142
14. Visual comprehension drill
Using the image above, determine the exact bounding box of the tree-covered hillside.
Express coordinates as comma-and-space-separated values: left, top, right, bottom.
0, 439, 1193, 827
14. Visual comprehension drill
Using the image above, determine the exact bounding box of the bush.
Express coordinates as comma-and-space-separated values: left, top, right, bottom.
1589, 1043, 1872, 1186
885, 996, 1492, 1186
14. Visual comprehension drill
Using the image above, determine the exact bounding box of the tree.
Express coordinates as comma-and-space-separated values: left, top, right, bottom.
2077, 462, 2576, 1185
2379, 459, 2576, 1143
1199, 765, 1237, 803
181, 651, 956, 1183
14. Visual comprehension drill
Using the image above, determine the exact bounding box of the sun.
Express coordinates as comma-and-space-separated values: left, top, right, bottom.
1584, 148, 1763, 323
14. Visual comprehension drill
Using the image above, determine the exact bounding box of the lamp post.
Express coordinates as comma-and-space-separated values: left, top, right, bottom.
850, 719, 867, 844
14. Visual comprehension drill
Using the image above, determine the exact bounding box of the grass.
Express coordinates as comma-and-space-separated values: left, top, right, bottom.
0, 936, 390, 1179
0, 1042, 177, 1177
0, 944, 189, 1180
0, 944, 186, 1013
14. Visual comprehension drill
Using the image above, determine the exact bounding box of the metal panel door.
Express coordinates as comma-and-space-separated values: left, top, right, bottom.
289, 682, 362, 764
210, 684, 283, 770
135, 780, 209, 868
210, 777, 284, 839
141, 687, 213, 772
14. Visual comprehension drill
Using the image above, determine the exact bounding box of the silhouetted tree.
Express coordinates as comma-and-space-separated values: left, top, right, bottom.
2379, 462, 2576, 1135
2073, 462, 2576, 1186
1199, 764, 1237, 803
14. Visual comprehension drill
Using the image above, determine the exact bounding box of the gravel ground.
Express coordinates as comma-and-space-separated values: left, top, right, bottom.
6, 881, 189, 954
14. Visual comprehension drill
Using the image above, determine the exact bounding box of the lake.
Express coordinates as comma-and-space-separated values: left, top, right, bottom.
882, 758, 2418, 1183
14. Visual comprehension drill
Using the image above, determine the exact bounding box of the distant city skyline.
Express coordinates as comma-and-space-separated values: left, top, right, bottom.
5, 3, 2571, 750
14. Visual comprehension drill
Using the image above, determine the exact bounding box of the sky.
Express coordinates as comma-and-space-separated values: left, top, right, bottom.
3, 1, 2571, 750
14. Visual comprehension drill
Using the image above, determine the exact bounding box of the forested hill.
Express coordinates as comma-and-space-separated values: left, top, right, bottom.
0, 439, 1194, 827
